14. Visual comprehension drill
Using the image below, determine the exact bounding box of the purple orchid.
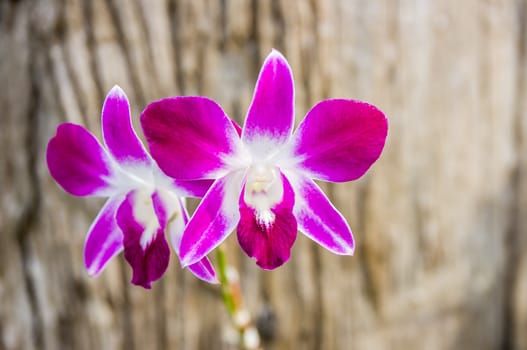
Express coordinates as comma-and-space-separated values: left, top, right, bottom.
46, 86, 217, 288
141, 50, 388, 270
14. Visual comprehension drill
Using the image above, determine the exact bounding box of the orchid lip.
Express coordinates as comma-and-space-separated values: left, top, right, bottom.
237, 170, 297, 269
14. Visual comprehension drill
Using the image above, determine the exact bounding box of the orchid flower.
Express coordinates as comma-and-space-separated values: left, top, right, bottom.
46, 86, 217, 288
141, 50, 388, 270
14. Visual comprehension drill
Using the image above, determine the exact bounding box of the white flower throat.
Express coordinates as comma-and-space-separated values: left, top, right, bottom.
244, 164, 283, 227
126, 162, 182, 251
132, 189, 160, 249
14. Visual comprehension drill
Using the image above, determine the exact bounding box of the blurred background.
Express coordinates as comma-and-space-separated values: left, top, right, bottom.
1, 0, 527, 349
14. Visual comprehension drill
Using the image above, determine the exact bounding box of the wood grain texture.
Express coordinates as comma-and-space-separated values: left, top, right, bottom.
1, 0, 526, 349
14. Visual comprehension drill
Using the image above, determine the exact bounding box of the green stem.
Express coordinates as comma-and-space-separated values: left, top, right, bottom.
217, 245, 236, 317
216, 245, 261, 349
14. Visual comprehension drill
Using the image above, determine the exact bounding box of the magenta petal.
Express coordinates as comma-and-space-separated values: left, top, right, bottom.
141, 97, 241, 180
231, 119, 242, 136
179, 171, 245, 267
84, 196, 124, 276
289, 174, 354, 255
292, 99, 388, 182
166, 205, 218, 283
151, 191, 168, 228
117, 191, 170, 289
47, 123, 117, 196
172, 179, 214, 198
237, 173, 297, 270
242, 50, 294, 149
187, 258, 218, 283
102, 86, 150, 165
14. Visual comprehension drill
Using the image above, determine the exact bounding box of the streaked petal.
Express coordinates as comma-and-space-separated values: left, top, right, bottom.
84, 195, 124, 276
102, 85, 150, 165
165, 199, 218, 283
141, 97, 241, 180
187, 258, 218, 283
237, 173, 297, 269
179, 170, 245, 267
242, 49, 294, 152
286, 172, 354, 255
291, 99, 388, 182
117, 191, 170, 289
47, 123, 117, 196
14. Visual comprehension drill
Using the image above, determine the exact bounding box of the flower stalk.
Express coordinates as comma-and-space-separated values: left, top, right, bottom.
217, 245, 237, 317
217, 245, 261, 349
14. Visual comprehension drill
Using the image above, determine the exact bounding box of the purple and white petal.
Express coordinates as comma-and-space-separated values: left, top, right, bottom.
156, 192, 185, 254
84, 195, 124, 276
237, 173, 297, 270
285, 172, 354, 255
187, 258, 218, 283
117, 190, 170, 289
179, 170, 245, 267
231, 119, 242, 136
291, 99, 388, 182
151, 190, 168, 228
141, 97, 242, 180
102, 85, 150, 165
242, 49, 295, 152
166, 203, 218, 283
47, 123, 118, 197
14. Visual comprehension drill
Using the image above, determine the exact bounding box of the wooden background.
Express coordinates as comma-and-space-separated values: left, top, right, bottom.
1, 0, 527, 349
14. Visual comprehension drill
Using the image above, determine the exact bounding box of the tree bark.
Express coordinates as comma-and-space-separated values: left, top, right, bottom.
1, 0, 527, 349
